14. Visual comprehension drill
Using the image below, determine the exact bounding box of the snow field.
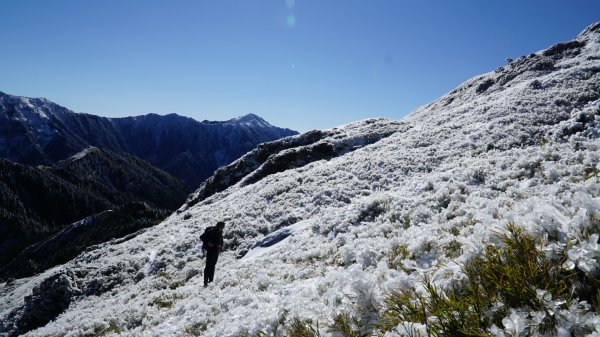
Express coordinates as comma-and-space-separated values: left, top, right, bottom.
23, 132, 600, 336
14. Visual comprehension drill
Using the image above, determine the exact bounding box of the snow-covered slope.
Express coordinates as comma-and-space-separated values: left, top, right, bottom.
2, 23, 600, 337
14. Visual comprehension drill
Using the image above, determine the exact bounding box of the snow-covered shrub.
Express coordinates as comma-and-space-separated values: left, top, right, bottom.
376, 224, 600, 336
387, 244, 410, 271
329, 312, 364, 337
442, 240, 462, 259
352, 196, 391, 224
281, 316, 321, 337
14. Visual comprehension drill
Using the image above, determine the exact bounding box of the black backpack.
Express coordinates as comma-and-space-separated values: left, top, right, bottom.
200, 226, 216, 246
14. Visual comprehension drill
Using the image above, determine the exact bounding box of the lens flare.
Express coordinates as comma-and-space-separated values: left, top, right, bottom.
287, 14, 296, 27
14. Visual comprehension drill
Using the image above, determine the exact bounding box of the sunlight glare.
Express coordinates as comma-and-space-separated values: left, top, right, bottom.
287, 14, 296, 27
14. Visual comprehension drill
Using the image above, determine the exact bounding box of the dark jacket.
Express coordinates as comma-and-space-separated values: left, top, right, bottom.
201, 226, 223, 251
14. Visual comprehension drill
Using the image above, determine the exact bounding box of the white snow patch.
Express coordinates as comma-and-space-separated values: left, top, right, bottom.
242, 220, 313, 260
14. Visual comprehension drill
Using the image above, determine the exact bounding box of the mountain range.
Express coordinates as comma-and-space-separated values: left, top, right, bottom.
0, 93, 297, 189
1, 22, 600, 337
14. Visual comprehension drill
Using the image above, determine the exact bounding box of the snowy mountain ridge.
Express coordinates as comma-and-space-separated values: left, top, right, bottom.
1, 22, 600, 337
0, 94, 297, 188
224, 114, 272, 128
0, 93, 57, 150
187, 120, 402, 206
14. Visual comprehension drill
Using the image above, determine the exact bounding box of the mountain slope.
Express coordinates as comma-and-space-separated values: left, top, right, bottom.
0, 96, 298, 189
50, 147, 189, 210
1, 22, 600, 337
0, 203, 169, 283
0, 147, 189, 280
110, 113, 298, 188
0, 94, 88, 165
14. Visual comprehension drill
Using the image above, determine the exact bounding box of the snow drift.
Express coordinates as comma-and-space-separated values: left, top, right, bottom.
1, 22, 600, 337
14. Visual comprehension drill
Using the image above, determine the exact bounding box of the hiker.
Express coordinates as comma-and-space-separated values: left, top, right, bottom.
200, 221, 225, 287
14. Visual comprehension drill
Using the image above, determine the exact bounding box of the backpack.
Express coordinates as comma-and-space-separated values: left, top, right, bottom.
200, 226, 216, 246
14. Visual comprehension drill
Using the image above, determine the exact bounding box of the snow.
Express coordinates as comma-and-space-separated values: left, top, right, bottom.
63, 146, 99, 162
242, 220, 313, 260
1, 23, 600, 337
0, 93, 56, 146
225, 114, 273, 128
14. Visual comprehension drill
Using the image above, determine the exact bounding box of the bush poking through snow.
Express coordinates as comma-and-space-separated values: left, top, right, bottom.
281, 317, 322, 337
377, 224, 600, 336
94, 319, 122, 336
377, 275, 487, 336
463, 223, 571, 333
150, 293, 183, 309
443, 240, 463, 259
387, 244, 410, 270
329, 312, 366, 337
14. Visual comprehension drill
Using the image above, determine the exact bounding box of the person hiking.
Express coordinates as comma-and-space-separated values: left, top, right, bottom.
200, 221, 225, 287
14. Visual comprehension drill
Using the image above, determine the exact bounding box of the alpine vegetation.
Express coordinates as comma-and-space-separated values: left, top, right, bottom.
2, 22, 600, 337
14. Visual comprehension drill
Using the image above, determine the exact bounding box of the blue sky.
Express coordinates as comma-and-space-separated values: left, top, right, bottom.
1, 1, 599, 132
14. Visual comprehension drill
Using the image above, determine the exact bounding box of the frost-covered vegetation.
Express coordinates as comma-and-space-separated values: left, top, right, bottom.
378, 224, 600, 336
1, 23, 600, 337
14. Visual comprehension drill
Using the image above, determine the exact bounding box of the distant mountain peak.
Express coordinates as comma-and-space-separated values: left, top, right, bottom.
226, 113, 271, 127
237, 113, 266, 121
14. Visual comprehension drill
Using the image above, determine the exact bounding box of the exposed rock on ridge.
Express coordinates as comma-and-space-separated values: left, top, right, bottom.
187, 119, 402, 207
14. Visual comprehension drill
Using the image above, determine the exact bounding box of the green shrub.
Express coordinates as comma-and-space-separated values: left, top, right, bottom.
329, 313, 365, 337
93, 319, 122, 336
184, 320, 213, 336
377, 224, 587, 336
387, 244, 410, 270
585, 167, 599, 180
151, 296, 175, 309
151, 293, 183, 309
464, 224, 570, 313
377, 275, 488, 336
284, 317, 321, 337
443, 240, 462, 259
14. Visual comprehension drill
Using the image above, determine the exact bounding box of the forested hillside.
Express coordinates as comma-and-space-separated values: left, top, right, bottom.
0, 148, 188, 280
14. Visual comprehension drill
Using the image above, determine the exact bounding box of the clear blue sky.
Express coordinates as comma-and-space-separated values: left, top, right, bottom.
1, 1, 599, 132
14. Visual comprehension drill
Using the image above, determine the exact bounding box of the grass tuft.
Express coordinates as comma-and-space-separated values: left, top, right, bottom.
387, 244, 410, 270
284, 317, 321, 337
443, 240, 462, 259
377, 223, 598, 336
329, 312, 368, 337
